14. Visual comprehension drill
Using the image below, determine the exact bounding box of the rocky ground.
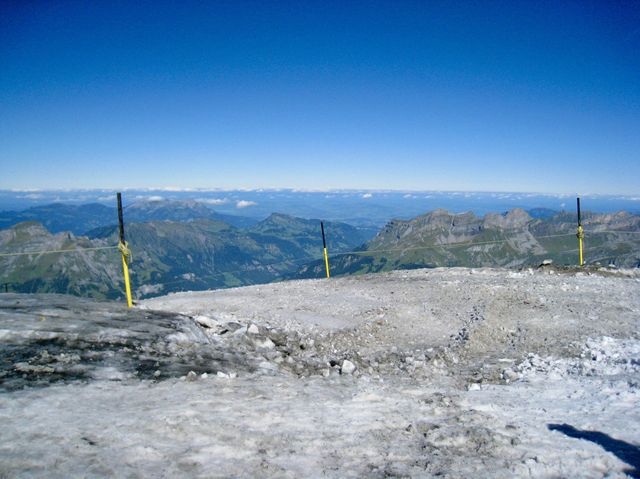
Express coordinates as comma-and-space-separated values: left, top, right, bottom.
1, 267, 639, 477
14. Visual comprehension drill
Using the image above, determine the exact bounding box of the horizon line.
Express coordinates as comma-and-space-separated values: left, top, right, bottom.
2, 187, 639, 199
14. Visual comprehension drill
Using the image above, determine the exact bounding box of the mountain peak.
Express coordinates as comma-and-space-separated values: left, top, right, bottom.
266, 212, 295, 222
430, 208, 452, 216
483, 208, 532, 229
6, 221, 51, 236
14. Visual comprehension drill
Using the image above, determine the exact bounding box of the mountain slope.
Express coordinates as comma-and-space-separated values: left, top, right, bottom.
0, 222, 121, 298
3, 208, 638, 300
294, 208, 640, 278
124, 200, 259, 228
0, 215, 365, 299
247, 213, 367, 256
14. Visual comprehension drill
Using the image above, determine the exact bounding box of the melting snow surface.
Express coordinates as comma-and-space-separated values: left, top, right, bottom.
1, 268, 639, 477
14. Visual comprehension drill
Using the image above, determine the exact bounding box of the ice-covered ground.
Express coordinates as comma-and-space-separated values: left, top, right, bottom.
1, 267, 639, 477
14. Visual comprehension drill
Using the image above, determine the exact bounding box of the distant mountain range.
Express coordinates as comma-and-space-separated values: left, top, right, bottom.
0, 214, 367, 300
3, 189, 640, 226
0, 200, 260, 235
1, 205, 638, 301
294, 208, 640, 278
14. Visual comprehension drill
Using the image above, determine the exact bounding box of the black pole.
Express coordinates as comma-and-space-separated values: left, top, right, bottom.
117, 192, 126, 243
3, 283, 8, 293
576, 197, 581, 226
321, 221, 327, 249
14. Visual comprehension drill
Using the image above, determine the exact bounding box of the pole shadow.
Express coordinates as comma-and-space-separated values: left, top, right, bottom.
548, 423, 640, 478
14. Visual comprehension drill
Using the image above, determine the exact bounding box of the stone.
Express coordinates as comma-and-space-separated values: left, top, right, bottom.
341, 360, 356, 375
253, 337, 276, 350
194, 315, 219, 329
247, 324, 260, 335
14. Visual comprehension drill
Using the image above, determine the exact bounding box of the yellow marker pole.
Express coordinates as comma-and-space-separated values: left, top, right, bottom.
321, 221, 330, 278
576, 197, 584, 267
117, 193, 133, 307
121, 250, 133, 306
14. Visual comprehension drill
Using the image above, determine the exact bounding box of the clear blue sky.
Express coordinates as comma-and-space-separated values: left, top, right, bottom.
1, 1, 639, 194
